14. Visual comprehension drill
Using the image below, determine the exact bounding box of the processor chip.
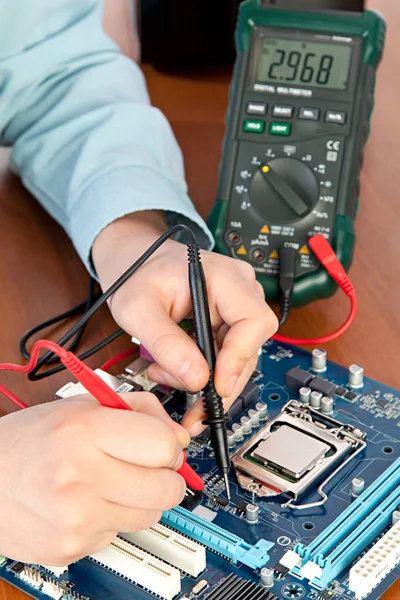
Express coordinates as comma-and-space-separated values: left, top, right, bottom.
251, 425, 330, 479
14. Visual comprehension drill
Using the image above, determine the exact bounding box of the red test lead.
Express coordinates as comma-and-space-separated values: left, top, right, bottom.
0, 339, 204, 492
273, 234, 358, 346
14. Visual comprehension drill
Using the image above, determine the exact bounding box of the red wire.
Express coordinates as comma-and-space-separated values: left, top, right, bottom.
273, 292, 357, 345
0, 341, 69, 409
0, 339, 204, 491
99, 347, 138, 372
272, 234, 358, 346
0, 383, 28, 409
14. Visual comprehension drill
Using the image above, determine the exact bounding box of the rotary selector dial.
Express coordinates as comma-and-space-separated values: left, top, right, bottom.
249, 158, 319, 224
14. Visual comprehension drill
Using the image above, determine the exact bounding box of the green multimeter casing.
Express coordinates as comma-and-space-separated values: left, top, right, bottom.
208, 0, 386, 306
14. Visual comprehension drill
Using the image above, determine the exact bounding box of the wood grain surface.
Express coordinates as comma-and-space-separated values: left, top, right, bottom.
0, 0, 399, 598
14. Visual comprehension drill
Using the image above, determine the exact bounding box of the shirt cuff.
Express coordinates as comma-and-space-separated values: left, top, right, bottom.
68, 165, 215, 276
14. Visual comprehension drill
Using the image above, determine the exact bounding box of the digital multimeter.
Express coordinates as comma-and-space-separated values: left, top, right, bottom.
209, 0, 386, 306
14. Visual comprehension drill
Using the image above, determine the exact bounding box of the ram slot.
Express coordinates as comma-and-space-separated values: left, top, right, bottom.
121, 523, 206, 576
90, 536, 181, 600
296, 457, 400, 563
349, 519, 400, 599
280, 457, 400, 588
161, 506, 273, 569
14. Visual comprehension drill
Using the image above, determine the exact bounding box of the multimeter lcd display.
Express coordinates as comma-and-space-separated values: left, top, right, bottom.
257, 38, 352, 89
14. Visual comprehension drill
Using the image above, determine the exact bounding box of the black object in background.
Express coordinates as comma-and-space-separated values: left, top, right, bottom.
140, 0, 240, 68
140, 0, 364, 70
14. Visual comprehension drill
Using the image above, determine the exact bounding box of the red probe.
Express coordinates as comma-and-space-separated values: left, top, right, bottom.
0, 340, 204, 492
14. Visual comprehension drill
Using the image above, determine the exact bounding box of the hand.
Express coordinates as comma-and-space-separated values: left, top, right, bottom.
0, 392, 189, 565
93, 212, 278, 436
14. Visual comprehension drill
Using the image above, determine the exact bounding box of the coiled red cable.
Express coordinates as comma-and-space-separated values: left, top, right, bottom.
272, 234, 357, 345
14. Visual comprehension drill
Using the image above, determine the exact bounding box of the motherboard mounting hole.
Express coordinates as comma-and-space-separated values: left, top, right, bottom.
383, 446, 393, 454
302, 522, 315, 531
189, 463, 199, 471
282, 583, 305, 598
269, 393, 280, 401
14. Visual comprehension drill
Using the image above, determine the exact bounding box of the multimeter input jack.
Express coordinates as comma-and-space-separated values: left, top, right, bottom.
251, 248, 266, 263
226, 230, 243, 246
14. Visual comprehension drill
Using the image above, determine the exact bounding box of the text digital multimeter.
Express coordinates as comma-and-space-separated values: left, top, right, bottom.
209, 0, 385, 306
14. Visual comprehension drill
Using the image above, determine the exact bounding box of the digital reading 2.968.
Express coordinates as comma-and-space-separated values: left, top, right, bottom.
209, 0, 385, 307
257, 38, 352, 89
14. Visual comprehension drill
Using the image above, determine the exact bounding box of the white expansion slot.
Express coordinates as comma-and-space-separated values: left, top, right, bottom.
349, 519, 400, 599
90, 536, 181, 600
41, 565, 68, 577
121, 523, 206, 576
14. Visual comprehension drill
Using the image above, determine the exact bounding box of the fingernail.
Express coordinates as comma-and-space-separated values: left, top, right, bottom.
181, 367, 203, 391
226, 375, 238, 398
177, 428, 191, 449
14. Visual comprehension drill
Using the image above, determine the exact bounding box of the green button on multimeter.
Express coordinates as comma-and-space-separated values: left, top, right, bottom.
209, 0, 386, 307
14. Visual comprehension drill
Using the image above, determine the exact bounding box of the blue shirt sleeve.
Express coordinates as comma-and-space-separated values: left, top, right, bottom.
0, 0, 214, 274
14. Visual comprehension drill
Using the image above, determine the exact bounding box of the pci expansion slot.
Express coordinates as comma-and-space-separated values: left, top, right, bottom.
161, 506, 274, 569
90, 536, 181, 600
121, 523, 206, 576
279, 456, 400, 589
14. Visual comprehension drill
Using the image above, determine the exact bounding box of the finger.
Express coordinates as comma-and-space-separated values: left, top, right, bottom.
98, 456, 186, 511
131, 298, 210, 392
213, 282, 278, 397
147, 364, 186, 391
104, 507, 163, 535
117, 392, 190, 447
182, 354, 258, 436
70, 392, 190, 449
91, 409, 184, 469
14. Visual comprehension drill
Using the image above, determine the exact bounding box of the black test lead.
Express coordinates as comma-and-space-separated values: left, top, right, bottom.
187, 243, 231, 501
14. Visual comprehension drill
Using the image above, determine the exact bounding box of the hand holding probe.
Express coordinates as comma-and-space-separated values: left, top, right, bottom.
187, 244, 231, 500
0, 339, 204, 493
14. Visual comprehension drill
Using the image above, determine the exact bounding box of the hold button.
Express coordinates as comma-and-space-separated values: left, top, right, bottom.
325, 110, 347, 124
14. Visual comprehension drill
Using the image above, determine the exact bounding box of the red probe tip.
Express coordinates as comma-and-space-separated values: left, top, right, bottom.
177, 451, 204, 491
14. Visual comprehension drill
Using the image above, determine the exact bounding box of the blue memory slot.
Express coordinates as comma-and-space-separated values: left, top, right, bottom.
161, 506, 274, 570
292, 456, 400, 588
294, 456, 400, 562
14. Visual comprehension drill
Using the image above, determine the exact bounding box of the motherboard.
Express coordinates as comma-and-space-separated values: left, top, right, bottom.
1, 341, 399, 600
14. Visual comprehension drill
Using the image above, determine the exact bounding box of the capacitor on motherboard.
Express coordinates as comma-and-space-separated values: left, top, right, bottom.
310, 391, 322, 409
255, 402, 268, 420
348, 364, 364, 388
260, 567, 275, 588
299, 386, 311, 404
245, 503, 259, 524
352, 477, 365, 497
321, 396, 334, 415
232, 422, 244, 442
185, 391, 202, 408
392, 510, 400, 526
240, 415, 252, 434
227, 430, 236, 449
312, 348, 327, 372
248, 408, 260, 428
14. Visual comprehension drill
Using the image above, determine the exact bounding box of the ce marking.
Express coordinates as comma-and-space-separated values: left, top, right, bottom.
327, 140, 340, 151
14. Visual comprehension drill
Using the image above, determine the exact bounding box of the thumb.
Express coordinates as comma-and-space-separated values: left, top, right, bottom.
117, 392, 190, 449
130, 299, 210, 393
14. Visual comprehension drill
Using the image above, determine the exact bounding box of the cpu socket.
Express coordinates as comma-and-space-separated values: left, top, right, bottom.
231, 400, 366, 506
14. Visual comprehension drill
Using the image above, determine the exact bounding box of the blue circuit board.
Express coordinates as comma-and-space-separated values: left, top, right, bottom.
1, 341, 399, 600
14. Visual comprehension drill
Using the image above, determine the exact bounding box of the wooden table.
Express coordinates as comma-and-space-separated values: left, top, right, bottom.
0, 0, 399, 597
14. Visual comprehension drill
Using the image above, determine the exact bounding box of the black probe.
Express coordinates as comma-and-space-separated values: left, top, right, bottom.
187, 243, 231, 500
